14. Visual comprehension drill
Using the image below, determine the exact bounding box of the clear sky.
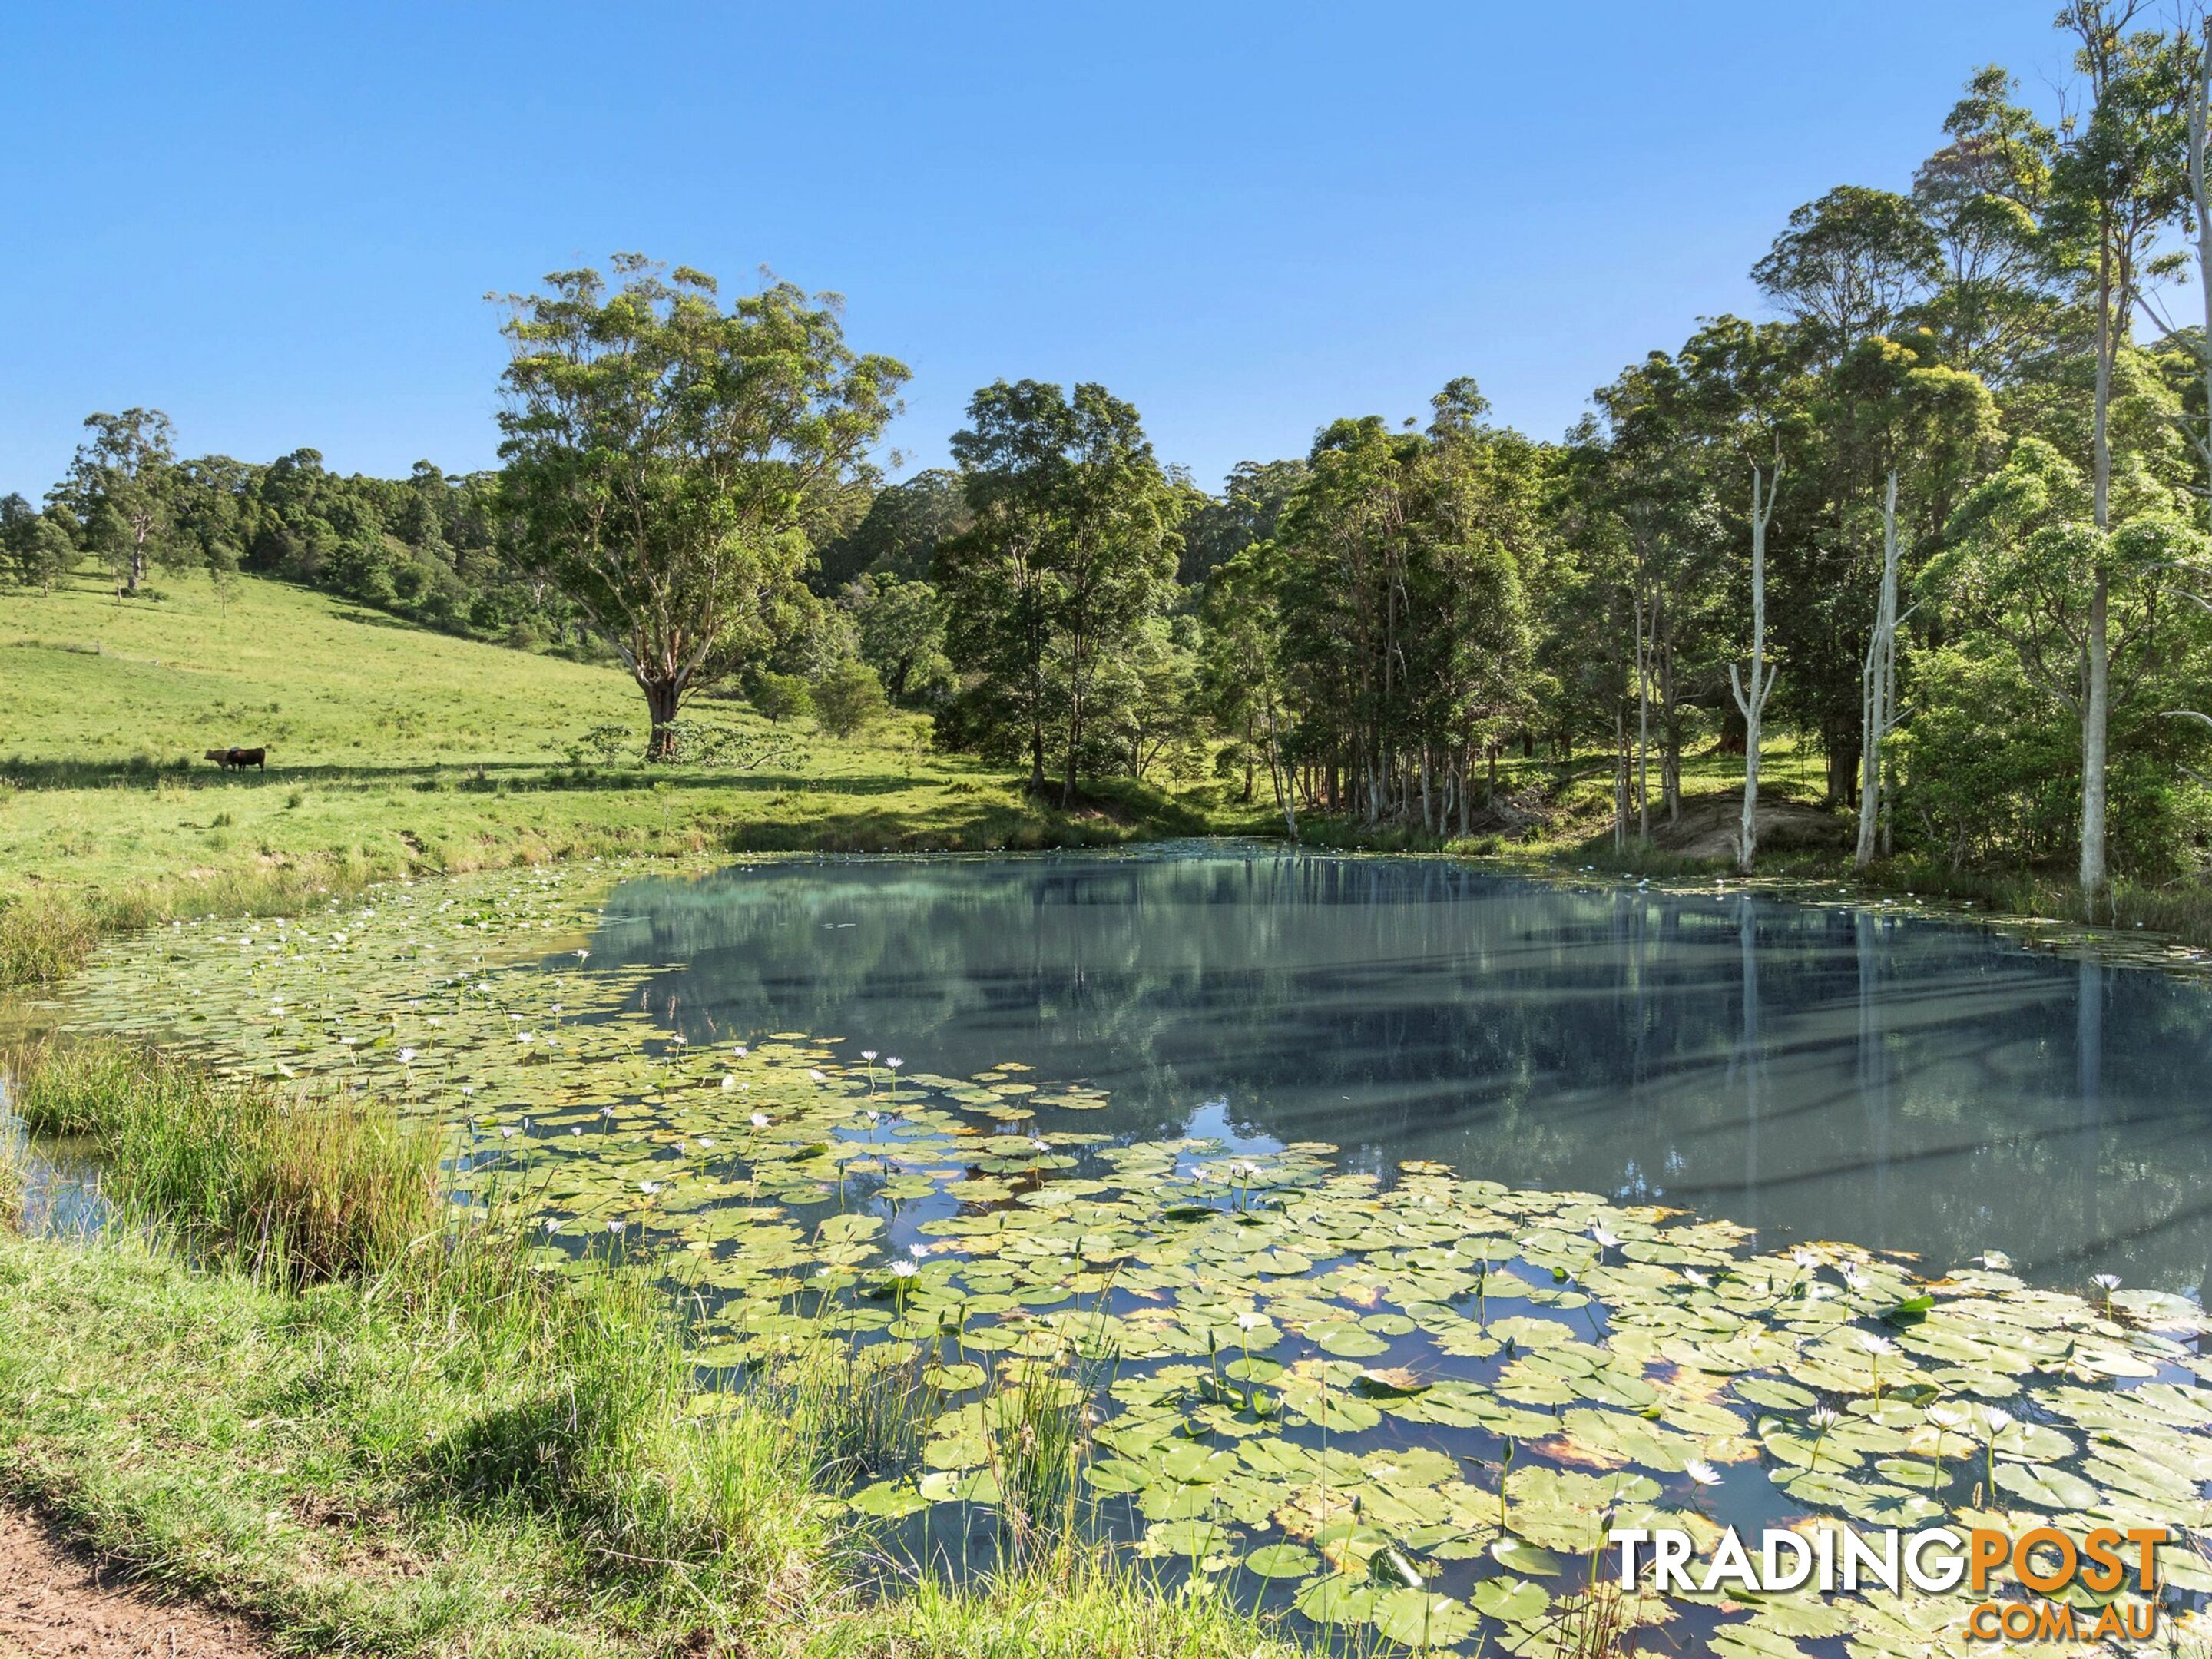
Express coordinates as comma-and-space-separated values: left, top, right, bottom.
2, 2, 2075, 500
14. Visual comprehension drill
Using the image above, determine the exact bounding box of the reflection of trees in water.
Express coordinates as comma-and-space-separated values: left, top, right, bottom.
591, 855, 2212, 1293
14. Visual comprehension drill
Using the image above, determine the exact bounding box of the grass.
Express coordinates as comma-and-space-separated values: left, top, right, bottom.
5, 1037, 442, 1283
0, 568, 1267, 986
0, 1035, 1293, 1657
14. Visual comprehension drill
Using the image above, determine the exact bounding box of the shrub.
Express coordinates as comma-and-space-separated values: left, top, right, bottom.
750, 671, 813, 724
813, 661, 888, 739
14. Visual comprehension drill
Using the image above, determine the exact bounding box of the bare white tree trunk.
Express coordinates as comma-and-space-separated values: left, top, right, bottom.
1856, 472, 1903, 869
1634, 584, 1651, 842
1727, 462, 1781, 873
1613, 707, 1628, 852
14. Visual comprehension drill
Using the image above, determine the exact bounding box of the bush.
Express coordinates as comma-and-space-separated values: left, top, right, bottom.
751, 671, 814, 724
813, 661, 888, 739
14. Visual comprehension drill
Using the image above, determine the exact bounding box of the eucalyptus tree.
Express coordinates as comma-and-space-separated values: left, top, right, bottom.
0, 494, 75, 591
1753, 187, 1942, 363
2045, 2, 2193, 899
496, 254, 907, 759
935, 379, 1182, 800
55, 409, 177, 596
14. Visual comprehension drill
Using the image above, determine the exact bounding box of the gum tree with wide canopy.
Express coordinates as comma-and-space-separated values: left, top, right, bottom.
496, 253, 907, 759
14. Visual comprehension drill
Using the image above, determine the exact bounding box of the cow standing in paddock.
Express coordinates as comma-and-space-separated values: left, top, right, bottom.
204, 747, 268, 771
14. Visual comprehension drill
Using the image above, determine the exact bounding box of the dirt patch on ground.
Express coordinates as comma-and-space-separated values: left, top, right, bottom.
0, 1508, 271, 1658
1646, 793, 1850, 861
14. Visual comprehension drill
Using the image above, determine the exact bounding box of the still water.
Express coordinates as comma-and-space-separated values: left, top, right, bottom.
589, 845, 2212, 1297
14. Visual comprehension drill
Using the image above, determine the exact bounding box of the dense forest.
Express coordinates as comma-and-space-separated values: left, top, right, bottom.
12, 5, 2212, 901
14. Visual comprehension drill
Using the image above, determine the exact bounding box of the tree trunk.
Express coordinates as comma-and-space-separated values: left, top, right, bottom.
2081, 217, 2114, 906
1856, 472, 1902, 871
1634, 586, 1651, 843
1729, 462, 1780, 874
642, 677, 682, 760
1613, 707, 1629, 853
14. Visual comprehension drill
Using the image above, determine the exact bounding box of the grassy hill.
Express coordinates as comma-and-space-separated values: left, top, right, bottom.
0, 570, 1250, 976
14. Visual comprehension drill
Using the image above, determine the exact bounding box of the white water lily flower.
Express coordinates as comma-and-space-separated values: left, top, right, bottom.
1927, 1403, 1972, 1431
1589, 1224, 1621, 1250
1684, 1459, 1724, 1486
697, 1137, 715, 1149
1856, 1333, 1897, 1356
886, 1057, 902, 1069
639, 1181, 660, 1195
890, 1260, 917, 1279
568, 1126, 581, 1137
1809, 1406, 1842, 1430
1682, 1268, 1710, 1287
1030, 1137, 1049, 1151
1236, 1312, 1260, 1332
750, 1113, 770, 1129
543, 1219, 561, 1235
808, 1068, 826, 1082
720, 1075, 737, 1091
862, 1049, 878, 1061
515, 1031, 535, 1044
397, 1048, 418, 1064
575, 948, 590, 959
733, 1045, 747, 1058
1982, 1406, 2015, 1435
340, 1036, 356, 1047
2092, 1273, 2121, 1291
909, 1243, 926, 1260
499, 1127, 518, 1140
670, 1033, 687, 1046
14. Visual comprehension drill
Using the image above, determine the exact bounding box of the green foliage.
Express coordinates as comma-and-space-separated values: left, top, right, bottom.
495, 253, 908, 758
751, 670, 815, 723
812, 659, 888, 738
936, 379, 1184, 800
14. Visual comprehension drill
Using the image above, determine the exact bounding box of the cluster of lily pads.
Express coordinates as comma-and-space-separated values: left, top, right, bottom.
55, 863, 2212, 1656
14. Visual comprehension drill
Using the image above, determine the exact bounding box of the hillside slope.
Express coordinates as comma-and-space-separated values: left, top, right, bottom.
0, 571, 1240, 943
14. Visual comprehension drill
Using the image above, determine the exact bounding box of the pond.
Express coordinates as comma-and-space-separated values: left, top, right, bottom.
47, 849, 2212, 1654
590, 845, 2212, 1297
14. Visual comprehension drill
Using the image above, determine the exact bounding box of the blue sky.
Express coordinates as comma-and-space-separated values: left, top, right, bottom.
2, 2, 2072, 499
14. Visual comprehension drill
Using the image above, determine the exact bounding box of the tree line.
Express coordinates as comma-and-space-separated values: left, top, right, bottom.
12, 2, 2212, 907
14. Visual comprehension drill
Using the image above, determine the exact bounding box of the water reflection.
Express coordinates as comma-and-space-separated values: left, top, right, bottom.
590, 847, 2212, 1296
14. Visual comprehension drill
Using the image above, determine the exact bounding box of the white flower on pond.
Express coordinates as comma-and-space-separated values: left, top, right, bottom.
608, 1219, 625, 1234
1235, 1312, 1260, 1332
1684, 1459, 1724, 1486
721, 1075, 737, 1091
499, 1127, 518, 1140
568, 1126, 581, 1137
1982, 1406, 2015, 1435
2092, 1273, 2121, 1291
575, 949, 590, 959
1809, 1406, 1842, 1431
670, 1033, 688, 1046
1682, 1268, 1710, 1287
516, 1031, 535, 1044
460, 1086, 474, 1098
808, 1068, 826, 1083
733, 1045, 747, 1058
750, 1113, 769, 1129
1841, 1266, 1872, 1293
909, 1243, 926, 1260
1029, 1137, 1048, 1151
397, 1048, 418, 1065
697, 1137, 716, 1149
601, 1105, 615, 1118
1927, 1403, 1972, 1432
1589, 1224, 1621, 1250
862, 1049, 878, 1061
340, 1036, 356, 1047
639, 1181, 660, 1195
543, 1219, 561, 1234
1856, 1333, 1897, 1356
886, 1057, 902, 1069
890, 1260, 917, 1279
